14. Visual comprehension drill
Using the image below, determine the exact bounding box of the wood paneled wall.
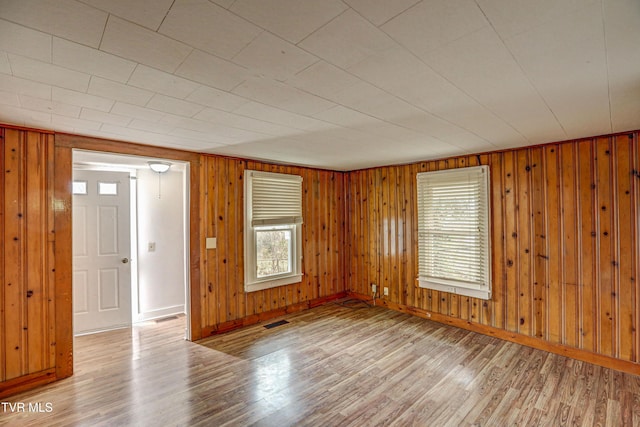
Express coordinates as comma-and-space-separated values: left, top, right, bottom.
201, 156, 347, 334
1, 123, 638, 395
0, 126, 347, 395
346, 132, 640, 369
0, 128, 56, 388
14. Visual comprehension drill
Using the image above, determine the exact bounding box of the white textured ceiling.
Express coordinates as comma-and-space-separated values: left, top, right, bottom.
1, 0, 639, 171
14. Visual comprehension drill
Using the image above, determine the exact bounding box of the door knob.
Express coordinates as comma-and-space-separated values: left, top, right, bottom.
121, 258, 129, 264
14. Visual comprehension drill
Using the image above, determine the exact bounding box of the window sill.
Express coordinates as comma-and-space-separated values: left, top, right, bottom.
418, 279, 491, 300
245, 274, 302, 293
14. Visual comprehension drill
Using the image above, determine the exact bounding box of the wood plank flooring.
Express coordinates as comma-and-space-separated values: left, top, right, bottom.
1, 301, 639, 426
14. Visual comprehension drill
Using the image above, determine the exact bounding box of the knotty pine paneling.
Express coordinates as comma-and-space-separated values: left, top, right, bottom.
0, 128, 55, 383
346, 132, 640, 366
2, 129, 205, 397
201, 156, 347, 333
2, 122, 638, 397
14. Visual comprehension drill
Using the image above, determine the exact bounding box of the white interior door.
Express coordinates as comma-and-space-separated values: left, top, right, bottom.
73, 170, 132, 335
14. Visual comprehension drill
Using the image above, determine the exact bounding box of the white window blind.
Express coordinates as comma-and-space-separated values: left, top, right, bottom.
249, 171, 303, 227
417, 165, 491, 300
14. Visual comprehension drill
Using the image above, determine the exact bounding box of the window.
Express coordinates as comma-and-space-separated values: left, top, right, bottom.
98, 181, 118, 195
416, 165, 491, 300
72, 180, 88, 195
244, 170, 303, 292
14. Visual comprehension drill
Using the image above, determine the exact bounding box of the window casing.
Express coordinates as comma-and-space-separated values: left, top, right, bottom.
244, 170, 303, 292
416, 166, 491, 300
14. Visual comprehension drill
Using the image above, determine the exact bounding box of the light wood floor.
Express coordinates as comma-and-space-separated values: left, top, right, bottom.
2, 301, 639, 426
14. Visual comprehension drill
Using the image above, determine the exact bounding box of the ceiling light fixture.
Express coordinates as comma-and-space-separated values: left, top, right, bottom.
148, 161, 172, 173
148, 161, 172, 199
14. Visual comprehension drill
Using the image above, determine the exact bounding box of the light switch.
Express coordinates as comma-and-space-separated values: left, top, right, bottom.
206, 237, 217, 249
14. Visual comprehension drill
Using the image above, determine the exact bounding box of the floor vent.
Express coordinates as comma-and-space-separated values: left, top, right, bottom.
264, 320, 289, 329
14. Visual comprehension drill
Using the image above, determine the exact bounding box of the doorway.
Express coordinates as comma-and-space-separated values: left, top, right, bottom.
71, 150, 191, 338
72, 169, 132, 334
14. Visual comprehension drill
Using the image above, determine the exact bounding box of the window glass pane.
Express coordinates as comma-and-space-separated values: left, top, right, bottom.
72, 180, 87, 195
98, 181, 118, 195
256, 227, 292, 278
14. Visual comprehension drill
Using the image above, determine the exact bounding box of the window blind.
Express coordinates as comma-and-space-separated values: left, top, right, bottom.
417, 166, 491, 298
249, 171, 303, 227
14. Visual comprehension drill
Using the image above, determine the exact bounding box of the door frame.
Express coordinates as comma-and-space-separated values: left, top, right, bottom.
53, 133, 203, 380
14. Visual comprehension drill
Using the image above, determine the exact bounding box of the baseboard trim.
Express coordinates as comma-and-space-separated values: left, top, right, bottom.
74, 324, 130, 337
348, 292, 640, 377
200, 291, 347, 338
135, 305, 185, 323
0, 369, 57, 399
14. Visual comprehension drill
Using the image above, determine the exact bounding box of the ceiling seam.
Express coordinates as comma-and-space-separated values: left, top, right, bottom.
229, 29, 265, 63
224, 0, 239, 11
0, 21, 282, 124
472, 0, 568, 140
157, 0, 178, 31
375, 0, 422, 28
295, 7, 352, 47
261, 11, 491, 148
3, 3, 482, 151
2, 1, 634, 169
287, 5, 521, 150
293, 58, 490, 148
291, 59, 323, 78
98, 14, 109, 51
374, 10, 529, 146
0, 17, 98, 52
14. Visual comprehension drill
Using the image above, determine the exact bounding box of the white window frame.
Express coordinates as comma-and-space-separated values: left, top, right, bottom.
416, 165, 491, 300
244, 170, 303, 292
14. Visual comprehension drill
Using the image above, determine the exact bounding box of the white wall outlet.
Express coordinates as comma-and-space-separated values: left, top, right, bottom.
371, 283, 377, 294
148, 242, 156, 252
383, 287, 389, 296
